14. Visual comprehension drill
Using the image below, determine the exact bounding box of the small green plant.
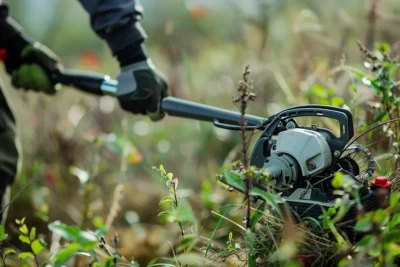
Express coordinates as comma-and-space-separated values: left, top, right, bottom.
339, 43, 400, 170
48, 221, 97, 266
153, 164, 198, 255
97, 235, 137, 267
16, 217, 46, 266
338, 192, 400, 266
153, 164, 185, 239
0, 225, 15, 266
47, 221, 137, 267
213, 65, 284, 266
226, 232, 234, 252
232, 64, 257, 230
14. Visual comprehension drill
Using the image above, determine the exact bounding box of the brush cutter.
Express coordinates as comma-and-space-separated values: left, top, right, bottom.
52, 69, 391, 221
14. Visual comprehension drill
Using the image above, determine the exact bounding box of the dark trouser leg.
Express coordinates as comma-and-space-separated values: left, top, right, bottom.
0, 79, 19, 224
0, 187, 10, 225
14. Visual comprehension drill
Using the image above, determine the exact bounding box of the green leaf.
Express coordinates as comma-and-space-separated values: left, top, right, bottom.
372, 209, 389, 225
250, 201, 266, 229
91, 216, 105, 229
159, 196, 173, 204
104, 257, 116, 267
327, 88, 335, 97
0, 225, 8, 242
389, 243, 400, 257
178, 234, 197, 252
48, 221, 97, 250
332, 172, 343, 188
338, 258, 352, 267
246, 228, 255, 256
221, 171, 246, 192
348, 67, 366, 78
356, 235, 376, 249
21, 217, 26, 225
157, 211, 171, 220
303, 216, 323, 232
368, 79, 384, 92
311, 84, 328, 98
147, 258, 159, 266
371, 112, 388, 125
31, 239, 46, 255
388, 214, 400, 229
4, 249, 16, 257
327, 207, 337, 217
368, 244, 380, 257
166, 173, 173, 180
355, 216, 372, 232
332, 172, 354, 188
390, 192, 400, 207
218, 160, 239, 174
331, 97, 344, 107
205, 205, 232, 257
376, 43, 390, 53
95, 227, 108, 238
19, 235, 31, 244
54, 243, 81, 267
249, 187, 282, 216
332, 201, 352, 224
318, 99, 330, 105
19, 224, 29, 235
18, 252, 34, 260
226, 232, 234, 252
159, 164, 165, 174
174, 252, 210, 265
177, 200, 197, 225
349, 84, 357, 93
383, 230, 400, 243
321, 209, 347, 245
248, 253, 256, 267
30, 227, 36, 241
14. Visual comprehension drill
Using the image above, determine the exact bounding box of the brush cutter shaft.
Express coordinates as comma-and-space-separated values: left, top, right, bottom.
54, 69, 266, 126
161, 96, 265, 126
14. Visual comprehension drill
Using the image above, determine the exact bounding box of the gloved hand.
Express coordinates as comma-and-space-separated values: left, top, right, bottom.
3, 34, 62, 94
117, 59, 168, 121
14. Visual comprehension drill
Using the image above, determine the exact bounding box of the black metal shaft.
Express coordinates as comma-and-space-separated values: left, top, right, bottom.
161, 97, 266, 126
53, 70, 266, 126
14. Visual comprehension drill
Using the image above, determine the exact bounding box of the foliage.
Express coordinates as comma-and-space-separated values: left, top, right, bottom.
1, 1, 400, 266
152, 164, 199, 257
16, 217, 46, 266
0, 225, 15, 266
355, 42, 400, 129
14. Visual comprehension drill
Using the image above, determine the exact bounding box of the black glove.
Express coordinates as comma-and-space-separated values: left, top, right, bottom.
3, 34, 62, 94
115, 43, 168, 121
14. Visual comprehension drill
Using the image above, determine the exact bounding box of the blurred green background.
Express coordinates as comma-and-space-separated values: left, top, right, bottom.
1, 0, 400, 263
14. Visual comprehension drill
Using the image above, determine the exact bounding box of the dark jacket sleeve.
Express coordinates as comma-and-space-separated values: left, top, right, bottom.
0, 3, 23, 48
78, 0, 147, 55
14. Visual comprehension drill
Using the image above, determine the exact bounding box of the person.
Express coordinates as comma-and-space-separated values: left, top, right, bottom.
0, 0, 168, 223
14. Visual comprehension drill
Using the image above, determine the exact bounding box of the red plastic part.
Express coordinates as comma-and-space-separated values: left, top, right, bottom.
0, 49, 6, 61
371, 176, 392, 189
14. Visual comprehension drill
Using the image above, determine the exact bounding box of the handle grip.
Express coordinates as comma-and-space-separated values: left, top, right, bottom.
52, 69, 117, 96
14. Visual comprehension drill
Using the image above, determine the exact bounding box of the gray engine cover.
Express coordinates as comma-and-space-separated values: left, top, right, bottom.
271, 129, 332, 176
